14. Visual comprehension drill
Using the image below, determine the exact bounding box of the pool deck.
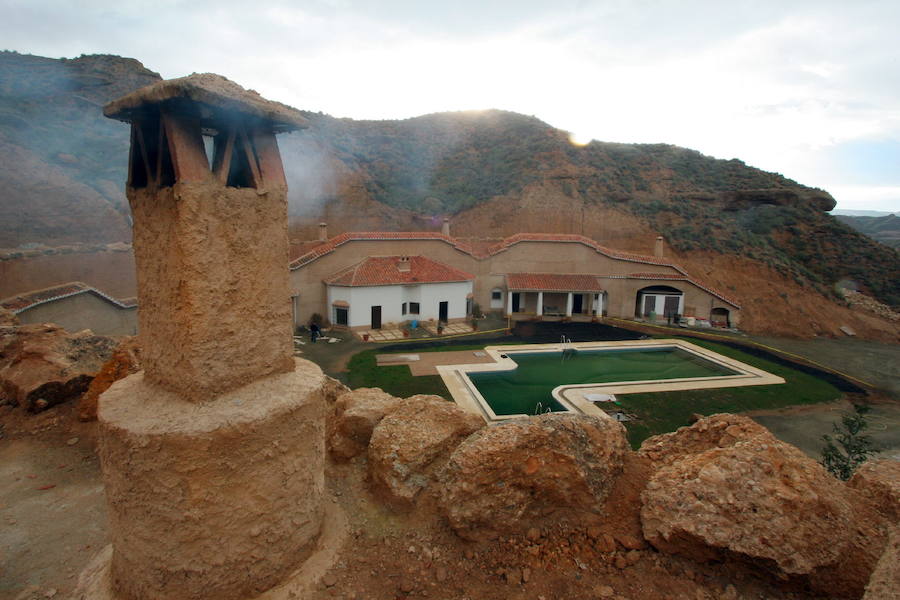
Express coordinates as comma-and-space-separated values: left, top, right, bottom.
436, 339, 785, 423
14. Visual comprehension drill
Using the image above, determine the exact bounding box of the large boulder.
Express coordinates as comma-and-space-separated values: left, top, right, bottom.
864, 526, 900, 600
77, 336, 141, 421
850, 459, 900, 522
0, 323, 116, 412
638, 413, 774, 468
439, 413, 629, 541
641, 436, 886, 597
322, 375, 350, 403
368, 395, 484, 509
327, 387, 404, 460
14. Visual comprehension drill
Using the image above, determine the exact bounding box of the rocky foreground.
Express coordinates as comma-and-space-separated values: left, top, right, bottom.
321, 386, 900, 600
2, 323, 899, 599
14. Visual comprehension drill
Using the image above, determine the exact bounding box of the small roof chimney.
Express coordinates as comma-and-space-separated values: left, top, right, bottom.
442, 218, 450, 237
397, 256, 411, 272
318, 222, 328, 241
654, 236, 664, 258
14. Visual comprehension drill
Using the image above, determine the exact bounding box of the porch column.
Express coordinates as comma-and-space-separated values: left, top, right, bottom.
536, 292, 544, 316
565, 292, 573, 317
507, 289, 513, 315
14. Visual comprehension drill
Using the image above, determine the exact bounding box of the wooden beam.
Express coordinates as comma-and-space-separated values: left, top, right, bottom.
212, 127, 235, 185
252, 128, 286, 188
237, 123, 262, 189
253, 129, 287, 187
161, 109, 210, 183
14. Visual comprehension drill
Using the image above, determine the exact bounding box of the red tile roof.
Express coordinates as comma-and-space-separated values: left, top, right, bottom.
290, 232, 475, 269
486, 233, 688, 274
506, 273, 603, 292
325, 256, 475, 287
1, 282, 138, 313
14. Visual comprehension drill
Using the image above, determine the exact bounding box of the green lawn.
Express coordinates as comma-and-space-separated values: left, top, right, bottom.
346, 344, 497, 400
345, 338, 844, 449
618, 338, 843, 448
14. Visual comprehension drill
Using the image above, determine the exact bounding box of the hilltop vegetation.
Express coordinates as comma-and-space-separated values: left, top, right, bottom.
297, 109, 897, 308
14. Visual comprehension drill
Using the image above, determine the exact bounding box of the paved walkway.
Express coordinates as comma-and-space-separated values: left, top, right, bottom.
421, 322, 474, 336
376, 349, 497, 376
358, 328, 407, 342
357, 322, 476, 342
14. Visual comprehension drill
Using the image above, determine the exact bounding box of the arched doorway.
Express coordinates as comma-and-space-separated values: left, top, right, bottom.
711, 307, 730, 327
635, 285, 684, 320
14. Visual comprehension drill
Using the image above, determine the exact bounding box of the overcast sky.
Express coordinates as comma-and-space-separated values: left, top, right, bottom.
3, 0, 899, 211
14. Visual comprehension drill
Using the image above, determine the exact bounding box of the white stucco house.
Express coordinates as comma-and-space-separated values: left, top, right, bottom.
324, 255, 475, 329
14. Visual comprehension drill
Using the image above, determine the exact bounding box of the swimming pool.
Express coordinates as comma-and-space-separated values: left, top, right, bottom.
437, 339, 785, 423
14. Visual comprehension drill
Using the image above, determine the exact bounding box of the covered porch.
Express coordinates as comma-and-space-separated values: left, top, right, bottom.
505, 273, 604, 321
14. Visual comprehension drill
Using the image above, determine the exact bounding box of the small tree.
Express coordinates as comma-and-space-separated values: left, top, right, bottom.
820, 404, 877, 481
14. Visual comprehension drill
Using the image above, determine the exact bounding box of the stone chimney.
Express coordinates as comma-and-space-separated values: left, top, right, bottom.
442, 217, 450, 236
397, 256, 411, 272
319, 222, 328, 241
93, 74, 328, 600
654, 236, 665, 258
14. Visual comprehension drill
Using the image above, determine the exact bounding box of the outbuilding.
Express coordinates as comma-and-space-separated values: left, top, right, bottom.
324, 255, 475, 330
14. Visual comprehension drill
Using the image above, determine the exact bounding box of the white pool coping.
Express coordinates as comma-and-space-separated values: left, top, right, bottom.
436, 339, 785, 423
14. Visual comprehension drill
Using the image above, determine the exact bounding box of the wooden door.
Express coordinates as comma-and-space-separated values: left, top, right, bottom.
572, 294, 583, 314
663, 296, 680, 317
439, 301, 448, 322
371, 305, 382, 329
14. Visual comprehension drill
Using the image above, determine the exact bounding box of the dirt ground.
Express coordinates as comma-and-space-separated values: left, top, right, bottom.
0, 403, 106, 600
748, 396, 900, 461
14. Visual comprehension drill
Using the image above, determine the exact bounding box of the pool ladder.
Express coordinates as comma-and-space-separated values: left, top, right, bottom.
533, 401, 553, 416
560, 335, 576, 360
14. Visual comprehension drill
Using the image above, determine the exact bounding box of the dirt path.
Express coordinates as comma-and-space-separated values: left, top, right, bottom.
0, 404, 106, 600
747, 397, 900, 461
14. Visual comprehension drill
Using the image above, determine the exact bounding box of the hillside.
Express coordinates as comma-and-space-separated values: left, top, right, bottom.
287, 110, 898, 311
836, 214, 900, 249
1, 52, 898, 340
0, 51, 160, 246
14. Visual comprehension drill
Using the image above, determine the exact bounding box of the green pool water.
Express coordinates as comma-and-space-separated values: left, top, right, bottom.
469, 347, 739, 416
